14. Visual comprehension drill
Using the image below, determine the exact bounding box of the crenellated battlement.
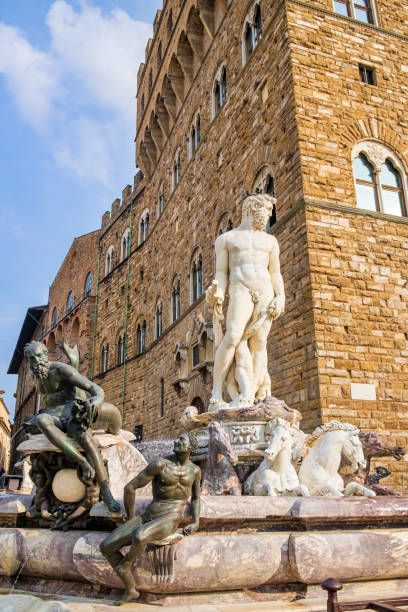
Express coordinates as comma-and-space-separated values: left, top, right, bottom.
100, 172, 144, 229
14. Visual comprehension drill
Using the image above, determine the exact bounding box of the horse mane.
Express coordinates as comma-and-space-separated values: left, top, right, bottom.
305, 420, 359, 447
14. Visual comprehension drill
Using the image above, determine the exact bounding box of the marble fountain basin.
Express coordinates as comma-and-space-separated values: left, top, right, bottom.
1, 495, 408, 597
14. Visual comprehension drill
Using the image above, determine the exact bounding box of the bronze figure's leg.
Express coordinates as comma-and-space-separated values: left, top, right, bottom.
100, 517, 142, 605
35, 414, 95, 481
75, 430, 120, 512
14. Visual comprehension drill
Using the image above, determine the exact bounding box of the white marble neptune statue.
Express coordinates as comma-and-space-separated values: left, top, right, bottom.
206, 193, 285, 410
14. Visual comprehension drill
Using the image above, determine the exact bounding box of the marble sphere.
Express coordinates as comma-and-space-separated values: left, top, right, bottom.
52, 469, 86, 503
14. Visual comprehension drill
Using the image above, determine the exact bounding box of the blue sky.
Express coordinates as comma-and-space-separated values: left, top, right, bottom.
0, 1, 161, 420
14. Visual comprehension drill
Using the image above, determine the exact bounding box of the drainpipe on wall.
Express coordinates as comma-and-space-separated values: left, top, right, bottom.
90, 245, 101, 381
121, 200, 133, 416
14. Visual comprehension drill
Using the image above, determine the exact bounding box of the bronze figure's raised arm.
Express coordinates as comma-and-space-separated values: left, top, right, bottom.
100, 432, 201, 606
23, 340, 121, 512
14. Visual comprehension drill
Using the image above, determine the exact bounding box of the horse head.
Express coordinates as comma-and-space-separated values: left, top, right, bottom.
208, 421, 238, 466
359, 431, 405, 461
342, 432, 366, 472
264, 419, 293, 463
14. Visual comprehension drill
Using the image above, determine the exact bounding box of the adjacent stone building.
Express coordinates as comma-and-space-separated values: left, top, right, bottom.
8, 231, 99, 460
9, 0, 408, 489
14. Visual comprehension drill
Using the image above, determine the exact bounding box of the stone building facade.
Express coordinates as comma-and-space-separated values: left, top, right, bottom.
0, 392, 11, 472
9, 0, 408, 489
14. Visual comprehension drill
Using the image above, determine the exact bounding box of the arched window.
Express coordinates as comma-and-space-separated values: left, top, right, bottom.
84, 272, 93, 297
141, 93, 145, 113
167, 9, 173, 33
333, 0, 375, 23
171, 278, 181, 323
212, 66, 228, 119
155, 300, 163, 339
158, 42, 162, 67
51, 307, 58, 328
189, 113, 201, 159
137, 320, 147, 354
352, 143, 407, 217
66, 291, 74, 315
105, 245, 114, 276
138, 210, 150, 245
190, 252, 203, 304
101, 344, 109, 373
253, 165, 277, 230
172, 151, 181, 191
157, 183, 165, 218
191, 396, 205, 415
120, 228, 131, 262
242, 3, 263, 66
117, 335, 126, 365
149, 69, 153, 90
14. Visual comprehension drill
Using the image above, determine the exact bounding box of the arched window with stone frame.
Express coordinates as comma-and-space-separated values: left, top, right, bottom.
66, 290, 74, 315
252, 164, 276, 230
352, 141, 408, 217
189, 113, 201, 159
83, 271, 93, 297
105, 245, 114, 276
120, 228, 131, 262
157, 183, 165, 219
51, 306, 58, 328
170, 277, 181, 323
172, 150, 181, 192
136, 320, 147, 354
117, 333, 126, 365
190, 250, 203, 304
138, 209, 150, 245
212, 65, 228, 119
333, 0, 376, 23
101, 343, 109, 373
242, 3, 263, 66
154, 299, 163, 340
217, 212, 233, 236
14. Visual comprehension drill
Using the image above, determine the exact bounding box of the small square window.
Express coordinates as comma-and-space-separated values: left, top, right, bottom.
359, 65, 376, 85
134, 425, 143, 442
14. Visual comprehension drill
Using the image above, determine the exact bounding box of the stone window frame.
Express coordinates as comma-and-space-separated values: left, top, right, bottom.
157, 182, 165, 219
241, 2, 263, 67
188, 111, 201, 160
51, 306, 58, 328
105, 245, 114, 276
101, 342, 109, 373
120, 228, 131, 262
138, 209, 150, 246
83, 271, 93, 297
190, 249, 204, 304
171, 149, 181, 192
351, 140, 408, 218
212, 64, 228, 120
170, 276, 181, 324
117, 330, 126, 366
136, 319, 147, 354
333, 0, 378, 25
66, 290, 74, 315
154, 298, 163, 340
252, 164, 277, 229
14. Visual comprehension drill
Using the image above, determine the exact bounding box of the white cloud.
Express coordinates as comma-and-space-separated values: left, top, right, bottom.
0, 1, 152, 183
0, 23, 58, 129
47, 1, 151, 121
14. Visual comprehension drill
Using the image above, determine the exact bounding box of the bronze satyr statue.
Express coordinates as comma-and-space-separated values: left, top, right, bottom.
23, 340, 121, 512
100, 433, 201, 605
